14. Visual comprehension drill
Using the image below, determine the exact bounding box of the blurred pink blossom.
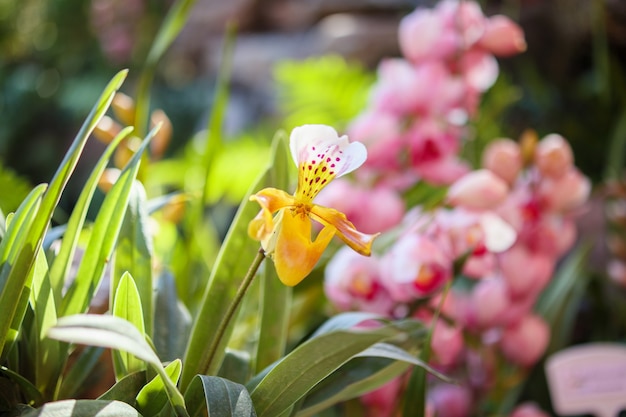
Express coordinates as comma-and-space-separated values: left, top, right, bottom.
498, 244, 554, 299
431, 320, 464, 367
361, 375, 405, 417
429, 383, 473, 417
482, 138, 523, 184
534, 133, 574, 179
500, 314, 550, 366
510, 402, 551, 417
478, 15, 527, 57
447, 169, 509, 211
324, 247, 394, 315
381, 234, 453, 302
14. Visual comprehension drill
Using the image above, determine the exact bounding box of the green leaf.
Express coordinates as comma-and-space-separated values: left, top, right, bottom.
0, 365, 43, 407
180, 132, 290, 390
60, 124, 157, 318
58, 347, 107, 400
153, 270, 192, 363
136, 359, 182, 416
98, 370, 147, 405
0, 162, 32, 214
48, 126, 132, 302
112, 272, 147, 380
22, 399, 142, 417
27, 246, 61, 399
135, 0, 199, 138
47, 315, 189, 417
218, 349, 252, 385
185, 375, 256, 417
298, 358, 409, 417
113, 183, 154, 336
249, 325, 410, 417
0, 184, 46, 360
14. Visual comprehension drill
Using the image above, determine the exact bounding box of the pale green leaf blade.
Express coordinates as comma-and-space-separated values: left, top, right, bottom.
48, 315, 188, 417
112, 272, 147, 379
48, 126, 133, 300
112, 183, 154, 336
22, 399, 142, 417
60, 125, 157, 318
0, 184, 46, 359
98, 370, 147, 405
135, 359, 182, 416
185, 375, 256, 417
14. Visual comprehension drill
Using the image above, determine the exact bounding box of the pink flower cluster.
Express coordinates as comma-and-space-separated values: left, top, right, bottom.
345, 0, 526, 192
319, 1, 591, 416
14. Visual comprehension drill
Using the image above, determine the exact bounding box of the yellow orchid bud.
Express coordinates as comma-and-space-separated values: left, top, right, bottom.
111, 92, 136, 127
150, 109, 173, 160
93, 115, 122, 144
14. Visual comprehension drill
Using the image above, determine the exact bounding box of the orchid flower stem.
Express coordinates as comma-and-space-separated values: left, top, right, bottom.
204, 247, 266, 373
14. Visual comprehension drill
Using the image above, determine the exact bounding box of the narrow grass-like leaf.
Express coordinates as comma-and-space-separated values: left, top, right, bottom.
27, 246, 61, 399
153, 270, 192, 362
22, 399, 141, 417
47, 315, 188, 417
113, 183, 153, 336
48, 126, 132, 301
218, 349, 251, 385
112, 272, 147, 380
58, 347, 106, 400
0, 184, 46, 360
249, 326, 405, 417
0, 365, 43, 407
135, 0, 199, 138
298, 358, 409, 417
60, 125, 157, 318
186, 375, 256, 417
180, 133, 287, 390
135, 359, 181, 416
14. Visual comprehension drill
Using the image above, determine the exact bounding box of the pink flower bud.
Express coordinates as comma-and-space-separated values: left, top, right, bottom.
429, 383, 473, 417
538, 168, 591, 212
499, 245, 554, 298
500, 314, 550, 366
398, 8, 456, 64
510, 402, 551, 417
431, 320, 464, 367
482, 138, 522, 184
470, 277, 509, 328
478, 15, 527, 57
447, 169, 509, 210
534, 134, 574, 179
361, 376, 405, 417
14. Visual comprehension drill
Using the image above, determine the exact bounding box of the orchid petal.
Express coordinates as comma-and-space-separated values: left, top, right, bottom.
310, 205, 379, 256
273, 209, 335, 286
290, 125, 367, 201
248, 188, 295, 246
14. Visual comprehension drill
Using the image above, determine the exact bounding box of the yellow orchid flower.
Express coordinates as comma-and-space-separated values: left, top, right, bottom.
249, 124, 380, 286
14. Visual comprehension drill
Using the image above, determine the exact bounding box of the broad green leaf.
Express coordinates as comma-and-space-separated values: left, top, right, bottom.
60, 125, 157, 318
48, 126, 132, 302
153, 270, 192, 362
47, 315, 189, 417
135, 0, 199, 138
22, 399, 142, 417
58, 347, 106, 400
298, 358, 409, 417
180, 132, 290, 390
249, 325, 413, 417
185, 375, 256, 417
98, 370, 147, 405
0, 184, 46, 360
309, 312, 383, 339
217, 349, 251, 385
27, 247, 61, 399
136, 359, 182, 416
112, 272, 147, 380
